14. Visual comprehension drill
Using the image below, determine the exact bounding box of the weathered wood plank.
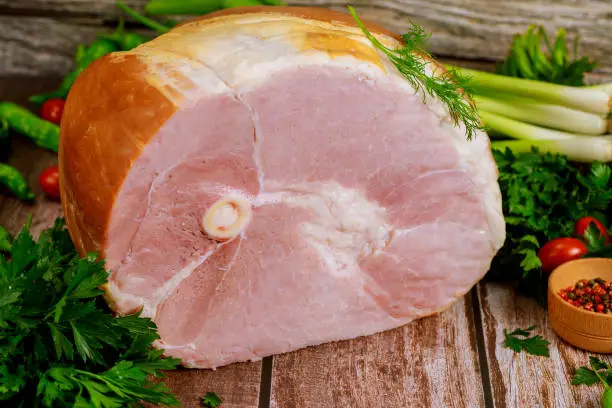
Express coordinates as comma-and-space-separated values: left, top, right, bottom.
0, 76, 263, 408
270, 295, 485, 408
1, 1, 611, 76
479, 283, 610, 408
155, 364, 262, 408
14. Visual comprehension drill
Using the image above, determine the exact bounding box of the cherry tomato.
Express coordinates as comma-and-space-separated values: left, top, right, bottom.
40, 99, 65, 125
575, 216, 610, 243
39, 165, 60, 199
537, 237, 588, 273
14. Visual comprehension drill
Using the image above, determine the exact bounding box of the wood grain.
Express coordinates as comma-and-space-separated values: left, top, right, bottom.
157, 364, 262, 408
270, 295, 486, 408
478, 283, 611, 408
1, 0, 611, 76
0, 76, 263, 408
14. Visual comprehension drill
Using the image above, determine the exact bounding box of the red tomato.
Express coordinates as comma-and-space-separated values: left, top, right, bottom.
40, 99, 65, 125
39, 166, 60, 199
537, 238, 588, 273
575, 216, 610, 243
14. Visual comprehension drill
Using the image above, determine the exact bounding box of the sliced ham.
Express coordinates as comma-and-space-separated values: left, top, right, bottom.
59, 6, 506, 369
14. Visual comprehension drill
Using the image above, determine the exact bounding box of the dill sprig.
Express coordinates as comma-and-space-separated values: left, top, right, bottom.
347, 6, 482, 141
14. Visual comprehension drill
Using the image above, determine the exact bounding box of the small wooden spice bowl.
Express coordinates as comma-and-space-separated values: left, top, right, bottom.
548, 258, 612, 353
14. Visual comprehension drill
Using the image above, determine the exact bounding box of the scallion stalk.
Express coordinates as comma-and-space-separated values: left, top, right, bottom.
589, 83, 612, 97
474, 94, 609, 135
491, 138, 612, 162
478, 110, 582, 140
447, 65, 611, 115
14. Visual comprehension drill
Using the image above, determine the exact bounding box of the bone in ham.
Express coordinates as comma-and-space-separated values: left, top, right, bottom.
58, 6, 506, 369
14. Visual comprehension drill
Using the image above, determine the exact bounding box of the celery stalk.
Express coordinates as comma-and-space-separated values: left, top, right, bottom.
447, 65, 611, 115
473, 94, 608, 135
491, 139, 612, 163
478, 110, 581, 140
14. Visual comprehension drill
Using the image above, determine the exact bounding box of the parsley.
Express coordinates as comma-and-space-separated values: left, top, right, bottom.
201, 391, 223, 407
503, 325, 550, 357
488, 147, 612, 303
0, 217, 181, 406
571, 356, 612, 407
348, 6, 482, 141
572, 357, 612, 386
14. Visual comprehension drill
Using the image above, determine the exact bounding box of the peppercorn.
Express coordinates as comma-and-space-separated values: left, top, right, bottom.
558, 277, 612, 314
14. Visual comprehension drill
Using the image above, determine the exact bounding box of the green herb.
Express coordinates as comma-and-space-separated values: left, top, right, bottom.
497, 25, 597, 86
0, 225, 11, 252
202, 391, 223, 407
572, 357, 612, 408
503, 325, 550, 357
488, 147, 612, 302
582, 223, 609, 253
117, 2, 171, 34
0, 217, 181, 406
98, 17, 151, 51
347, 6, 482, 141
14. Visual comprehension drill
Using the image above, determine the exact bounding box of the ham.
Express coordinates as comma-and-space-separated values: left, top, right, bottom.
59, 6, 506, 369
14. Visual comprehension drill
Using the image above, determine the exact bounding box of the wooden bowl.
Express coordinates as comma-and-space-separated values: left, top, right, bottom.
548, 258, 612, 353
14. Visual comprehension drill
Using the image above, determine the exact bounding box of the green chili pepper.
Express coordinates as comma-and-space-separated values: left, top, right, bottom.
0, 103, 59, 152
0, 225, 11, 252
221, 0, 265, 7
0, 163, 34, 201
29, 39, 120, 104
98, 17, 151, 51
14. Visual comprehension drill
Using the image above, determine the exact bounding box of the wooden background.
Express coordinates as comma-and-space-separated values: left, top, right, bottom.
1, 1, 612, 407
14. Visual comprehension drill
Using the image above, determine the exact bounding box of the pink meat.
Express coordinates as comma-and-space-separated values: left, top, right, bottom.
106, 64, 502, 368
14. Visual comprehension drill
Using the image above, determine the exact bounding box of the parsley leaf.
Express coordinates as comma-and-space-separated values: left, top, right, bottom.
571, 357, 612, 388
572, 367, 600, 386
503, 325, 550, 357
489, 147, 612, 303
0, 217, 182, 406
202, 391, 223, 407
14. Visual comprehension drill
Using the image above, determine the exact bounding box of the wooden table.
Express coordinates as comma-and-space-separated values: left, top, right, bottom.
1, 1, 612, 406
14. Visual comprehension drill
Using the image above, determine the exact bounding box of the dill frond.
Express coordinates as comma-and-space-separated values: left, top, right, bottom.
348, 6, 482, 141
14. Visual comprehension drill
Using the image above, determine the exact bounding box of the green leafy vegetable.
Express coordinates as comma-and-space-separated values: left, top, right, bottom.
571, 356, 612, 408
488, 147, 612, 302
497, 25, 597, 86
0, 217, 181, 406
503, 325, 550, 357
347, 6, 482, 141
202, 391, 223, 407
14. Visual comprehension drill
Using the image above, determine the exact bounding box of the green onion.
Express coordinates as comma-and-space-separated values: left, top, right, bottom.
491, 138, 612, 163
447, 65, 611, 115
474, 94, 609, 135
590, 83, 612, 97
478, 110, 583, 140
